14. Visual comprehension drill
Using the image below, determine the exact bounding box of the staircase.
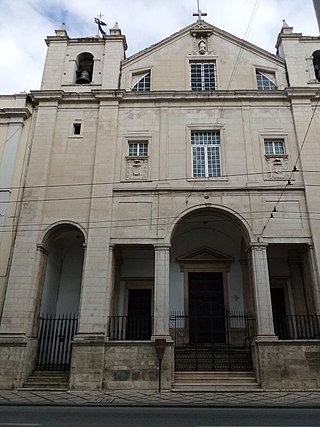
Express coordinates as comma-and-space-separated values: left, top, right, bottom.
22, 371, 70, 390
172, 371, 260, 391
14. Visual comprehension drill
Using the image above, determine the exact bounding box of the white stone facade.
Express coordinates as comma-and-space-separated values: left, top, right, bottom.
1, 20, 320, 390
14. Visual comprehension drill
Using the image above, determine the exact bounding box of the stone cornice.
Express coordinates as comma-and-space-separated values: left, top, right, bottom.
119, 90, 291, 104
112, 186, 305, 194
0, 108, 32, 119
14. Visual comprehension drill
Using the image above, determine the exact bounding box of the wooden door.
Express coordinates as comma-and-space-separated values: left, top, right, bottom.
189, 272, 225, 343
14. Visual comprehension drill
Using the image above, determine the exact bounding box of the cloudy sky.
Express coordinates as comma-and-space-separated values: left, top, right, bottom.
0, 0, 318, 94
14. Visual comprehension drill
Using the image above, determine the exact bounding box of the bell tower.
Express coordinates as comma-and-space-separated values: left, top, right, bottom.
40, 23, 127, 91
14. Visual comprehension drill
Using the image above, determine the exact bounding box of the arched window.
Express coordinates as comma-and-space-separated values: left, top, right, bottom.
132, 71, 151, 91
313, 50, 320, 81
75, 52, 94, 84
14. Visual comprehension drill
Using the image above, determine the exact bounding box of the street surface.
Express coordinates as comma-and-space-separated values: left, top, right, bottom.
0, 406, 320, 426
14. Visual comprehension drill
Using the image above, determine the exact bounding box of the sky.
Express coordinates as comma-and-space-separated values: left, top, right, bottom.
0, 0, 319, 95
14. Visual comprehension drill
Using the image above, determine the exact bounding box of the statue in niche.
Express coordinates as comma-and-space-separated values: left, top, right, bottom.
198, 37, 206, 54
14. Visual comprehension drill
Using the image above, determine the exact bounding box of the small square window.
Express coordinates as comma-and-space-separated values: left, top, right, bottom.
128, 141, 148, 157
264, 139, 285, 155
73, 123, 82, 135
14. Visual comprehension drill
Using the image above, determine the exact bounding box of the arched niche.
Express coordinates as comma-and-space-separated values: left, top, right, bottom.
40, 224, 85, 315
75, 52, 94, 84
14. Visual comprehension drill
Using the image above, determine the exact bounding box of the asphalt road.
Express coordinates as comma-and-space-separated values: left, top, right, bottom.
0, 406, 320, 427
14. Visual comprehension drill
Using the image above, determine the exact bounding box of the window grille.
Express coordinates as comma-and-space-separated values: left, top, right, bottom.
128, 142, 148, 157
190, 62, 217, 91
191, 131, 221, 177
256, 71, 277, 90
132, 72, 151, 91
264, 139, 285, 155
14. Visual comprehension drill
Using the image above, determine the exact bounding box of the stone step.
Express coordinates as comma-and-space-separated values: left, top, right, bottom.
22, 371, 69, 390
172, 371, 260, 391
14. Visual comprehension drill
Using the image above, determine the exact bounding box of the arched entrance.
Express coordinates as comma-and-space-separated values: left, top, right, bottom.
169, 208, 255, 371
35, 224, 85, 371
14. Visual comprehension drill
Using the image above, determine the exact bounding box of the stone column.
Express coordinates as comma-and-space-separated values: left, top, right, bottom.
249, 243, 276, 339
105, 244, 115, 338
306, 244, 320, 315
153, 244, 171, 339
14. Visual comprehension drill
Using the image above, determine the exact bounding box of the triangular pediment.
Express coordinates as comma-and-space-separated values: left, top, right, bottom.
177, 246, 233, 264
124, 20, 284, 67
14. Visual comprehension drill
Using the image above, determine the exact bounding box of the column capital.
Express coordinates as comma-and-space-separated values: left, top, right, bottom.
249, 242, 268, 252
36, 243, 49, 255
154, 243, 171, 251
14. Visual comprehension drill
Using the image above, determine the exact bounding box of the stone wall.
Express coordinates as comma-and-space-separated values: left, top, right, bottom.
0, 336, 37, 389
103, 342, 173, 391
70, 336, 105, 390
256, 340, 320, 389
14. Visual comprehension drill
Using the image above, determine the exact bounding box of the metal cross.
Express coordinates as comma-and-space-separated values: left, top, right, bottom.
193, 0, 207, 21
97, 13, 104, 21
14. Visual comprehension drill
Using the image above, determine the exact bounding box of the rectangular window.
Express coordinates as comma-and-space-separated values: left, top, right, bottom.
264, 139, 285, 155
256, 70, 277, 90
190, 61, 217, 91
73, 123, 81, 135
191, 131, 221, 177
128, 141, 148, 157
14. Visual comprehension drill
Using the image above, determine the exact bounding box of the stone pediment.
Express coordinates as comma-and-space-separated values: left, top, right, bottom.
177, 247, 233, 269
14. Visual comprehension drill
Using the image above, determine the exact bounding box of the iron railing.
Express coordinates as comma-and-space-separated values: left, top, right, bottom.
274, 314, 320, 340
36, 313, 78, 371
169, 312, 256, 347
108, 316, 152, 340
170, 312, 255, 371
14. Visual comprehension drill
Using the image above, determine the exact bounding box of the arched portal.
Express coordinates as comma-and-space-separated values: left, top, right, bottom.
40, 224, 85, 314
170, 207, 252, 315
169, 208, 254, 371
36, 224, 85, 371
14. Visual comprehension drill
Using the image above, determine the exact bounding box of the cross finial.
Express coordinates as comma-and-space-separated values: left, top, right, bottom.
193, 0, 207, 21
94, 14, 107, 36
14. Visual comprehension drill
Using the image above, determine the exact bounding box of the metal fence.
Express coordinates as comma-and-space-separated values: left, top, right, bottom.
274, 314, 320, 340
36, 313, 78, 371
170, 312, 255, 371
108, 316, 152, 340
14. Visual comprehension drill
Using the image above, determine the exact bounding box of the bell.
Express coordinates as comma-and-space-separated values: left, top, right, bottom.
76, 70, 91, 84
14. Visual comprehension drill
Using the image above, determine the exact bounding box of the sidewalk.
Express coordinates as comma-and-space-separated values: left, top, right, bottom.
0, 389, 320, 407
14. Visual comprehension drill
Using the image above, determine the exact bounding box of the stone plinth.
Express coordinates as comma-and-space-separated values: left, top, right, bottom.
103, 342, 173, 391
256, 340, 320, 389
69, 334, 105, 390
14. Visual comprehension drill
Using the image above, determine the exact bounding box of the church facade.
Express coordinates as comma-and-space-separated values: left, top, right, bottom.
1, 14, 320, 391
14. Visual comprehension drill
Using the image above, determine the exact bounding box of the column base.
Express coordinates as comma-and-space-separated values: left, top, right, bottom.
254, 334, 278, 342
151, 334, 173, 343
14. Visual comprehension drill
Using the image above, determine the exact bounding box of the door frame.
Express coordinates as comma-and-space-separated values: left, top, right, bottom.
123, 278, 154, 316
177, 247, 233, 316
